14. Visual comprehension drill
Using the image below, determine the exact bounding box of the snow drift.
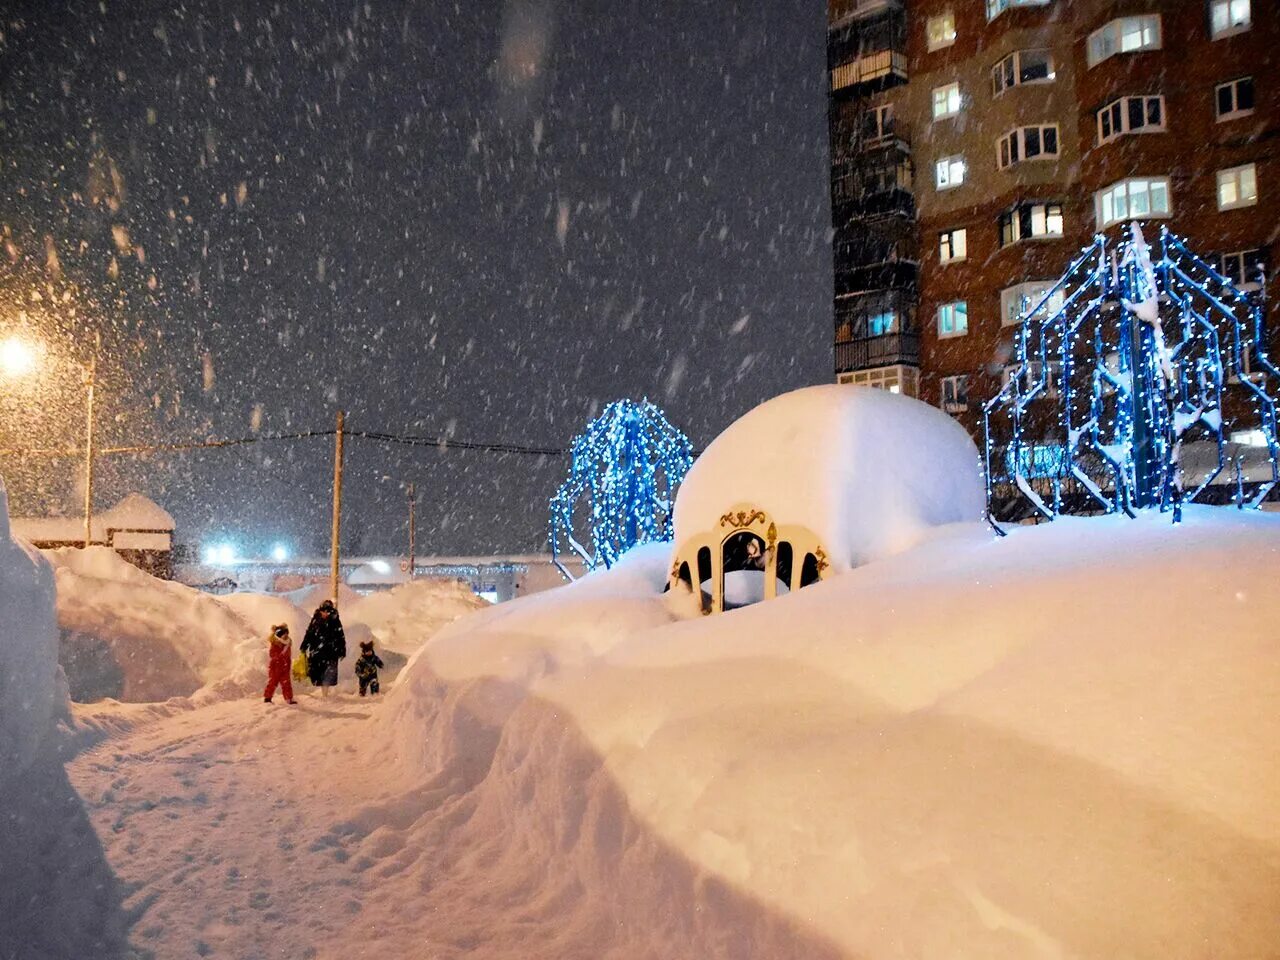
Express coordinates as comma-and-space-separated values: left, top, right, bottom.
392, 508, 1280, 958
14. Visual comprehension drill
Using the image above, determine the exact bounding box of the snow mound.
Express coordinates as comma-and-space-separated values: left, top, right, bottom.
395, 507, 1280, 958
47, 547, 260, 701
345, 578, 491, 655
0, 482, 60, 773
672, 384, 984, 570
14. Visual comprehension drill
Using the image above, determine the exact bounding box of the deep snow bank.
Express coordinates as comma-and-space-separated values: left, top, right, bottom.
345, 578, 490, 655
48, 547, 260, 701
394, 509, 1280, 959
0, 483, 60, 775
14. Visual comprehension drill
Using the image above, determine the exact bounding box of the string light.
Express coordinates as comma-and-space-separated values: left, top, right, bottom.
983, 223, 1279, 533
549, 399, 693, 578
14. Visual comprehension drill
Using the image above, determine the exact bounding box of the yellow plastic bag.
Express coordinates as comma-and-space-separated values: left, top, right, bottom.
292, 652, 309, 683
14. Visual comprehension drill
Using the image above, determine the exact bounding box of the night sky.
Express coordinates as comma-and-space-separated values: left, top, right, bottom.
0, 0, 831, 557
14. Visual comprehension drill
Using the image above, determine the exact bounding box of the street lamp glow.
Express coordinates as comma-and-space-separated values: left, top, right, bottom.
204, 543, 237, 566
271, 544, 289, 562
0, 337, 37, 378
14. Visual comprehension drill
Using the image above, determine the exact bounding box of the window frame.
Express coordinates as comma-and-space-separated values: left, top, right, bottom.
1003, 360, 1063, 398
1219, 248, 1267, 289
1094, 177, 1173, 228
991, 49, 1056, 96
1216, 163, 1258, 211
940, 374, 969, 412
987, 0, 1051, 23
926, 11, 957, 51
1001, 281, 1064, 327
935, 155, 967, 191
997, 124, 1061, 169
1096, 95, 1166, 145
939, 228, 968, 264
1215, 77, 1255, 122
998, 202, 1065, 247
1209, 0, 1251, 40
931, 82, 963, 120
1087, 15, 1162, 67
937, 301, 969, 339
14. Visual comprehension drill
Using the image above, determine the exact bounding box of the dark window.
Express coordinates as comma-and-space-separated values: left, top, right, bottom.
1238, 77, 1255, 111
1043, 127, 1058, 154
800, 553, 821, 588
1019, 50, 1052, 83
775, 542, 793, 594
1127, 98, 1145, 130
1217, 84, 1235, 116
1147, 98, 1162, 125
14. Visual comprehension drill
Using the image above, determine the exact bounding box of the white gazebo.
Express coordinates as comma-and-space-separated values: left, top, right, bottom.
668, 385, 985, 613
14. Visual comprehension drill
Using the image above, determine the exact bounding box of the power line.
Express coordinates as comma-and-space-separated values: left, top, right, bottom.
0, 426, 568, 459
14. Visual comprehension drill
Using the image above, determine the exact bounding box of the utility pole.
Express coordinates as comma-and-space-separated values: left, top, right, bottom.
407, 481, 416, 581
82, 357, 96, 549
330, 409, 345, 606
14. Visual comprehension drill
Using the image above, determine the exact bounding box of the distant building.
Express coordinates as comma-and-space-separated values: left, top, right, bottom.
11, 493, 176, 579
827, 0, 1278, 431
177, 554, 586, 603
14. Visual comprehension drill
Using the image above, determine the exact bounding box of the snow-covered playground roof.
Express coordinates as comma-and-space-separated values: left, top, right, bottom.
671, 385, 985, 572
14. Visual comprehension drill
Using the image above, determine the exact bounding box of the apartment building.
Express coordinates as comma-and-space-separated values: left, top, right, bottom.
828, 0, 1277, 435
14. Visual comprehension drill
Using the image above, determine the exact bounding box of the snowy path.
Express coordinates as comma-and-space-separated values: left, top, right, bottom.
66, 685, 837, 960
68, 694, 397, 960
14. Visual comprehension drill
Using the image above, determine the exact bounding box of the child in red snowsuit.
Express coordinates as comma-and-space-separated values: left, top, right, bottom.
263, 624, 297, 704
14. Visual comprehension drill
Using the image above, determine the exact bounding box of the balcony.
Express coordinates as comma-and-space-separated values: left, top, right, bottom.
832, 185, 915, 221
829, 0, 904, 28
830, 51, 907, 94
835, 332, 920, 373
834, 259, 918, 297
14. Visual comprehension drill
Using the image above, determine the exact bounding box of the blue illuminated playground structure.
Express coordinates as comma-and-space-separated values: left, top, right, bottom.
550, 399, 693, 578
984, 223, 1279, 533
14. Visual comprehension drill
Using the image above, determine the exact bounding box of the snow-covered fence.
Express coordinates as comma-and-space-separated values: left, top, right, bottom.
983, 223, 1280, 532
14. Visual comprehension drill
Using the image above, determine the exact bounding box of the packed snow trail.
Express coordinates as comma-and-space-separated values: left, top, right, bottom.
66, 687, 839, 960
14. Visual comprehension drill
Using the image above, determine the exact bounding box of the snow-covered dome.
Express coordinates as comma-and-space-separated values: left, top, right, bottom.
669, 386, 983, 609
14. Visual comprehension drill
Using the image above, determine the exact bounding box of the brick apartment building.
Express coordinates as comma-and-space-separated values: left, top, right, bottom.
827, 0, 1277, 439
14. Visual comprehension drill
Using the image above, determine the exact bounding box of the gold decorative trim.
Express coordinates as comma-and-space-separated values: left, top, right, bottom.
719, 509, 766, 529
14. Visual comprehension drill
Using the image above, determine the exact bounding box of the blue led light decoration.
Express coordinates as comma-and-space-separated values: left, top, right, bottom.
984, 223, 1279, 532
549, 399, 694, 578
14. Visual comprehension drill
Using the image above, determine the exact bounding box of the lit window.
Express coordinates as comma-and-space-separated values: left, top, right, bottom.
939, 228, 968, 263
1088, 15, 1161, 66
991, 49, 1055, 95
1001, 282, 1065, 327
1210, 0, 1251, 39
839, 365, 920, 398
1096, 96, 1165, 144
927, 12, 957, 51
1095, 177, 1172, 228
1219, 249, 1267, 288
1215, 77, 1255, 121
998, 202, 1064, 247
938, 301, 969, 338
987, 0, 1050, 22
868, 311, 898, 336
940, 375, 969, 412
936, 155, 966, 190
1217, 164, 1258, 210
932, 82, 962, 120
997, 125, 1060, 169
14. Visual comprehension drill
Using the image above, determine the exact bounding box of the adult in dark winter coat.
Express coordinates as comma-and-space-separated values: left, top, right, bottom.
300, 599, 346, 696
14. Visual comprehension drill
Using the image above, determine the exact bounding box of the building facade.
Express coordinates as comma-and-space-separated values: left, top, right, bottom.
828, 0, 1277, 437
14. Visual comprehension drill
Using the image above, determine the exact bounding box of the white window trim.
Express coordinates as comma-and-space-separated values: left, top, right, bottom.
932, 82, 963, 121
939, 228, 968, 264
1210, 0, 1252, 40
987, 0, 1050, 23
1087, 15, 1162, 68
1215, 78, 1254, 122
1001, 281, 1063, 327
997, 125, 1061, 170
999, 203, 1065, 247
936, 155, 966, 191
838, 364, 919, 398
937, 302, 969, 339
1217, 163, 1258, 211
1220, 249, 1265, 290
991, 49, 1056, 96
1004, 360, 1063, 398
926, 12, 957, 52
1094, 177, 1173, 229
1096, 95, 1166, 145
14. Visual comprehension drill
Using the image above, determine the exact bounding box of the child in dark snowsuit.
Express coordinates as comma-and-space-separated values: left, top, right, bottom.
263, 624, 297, 704
354, 640, 384, 696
